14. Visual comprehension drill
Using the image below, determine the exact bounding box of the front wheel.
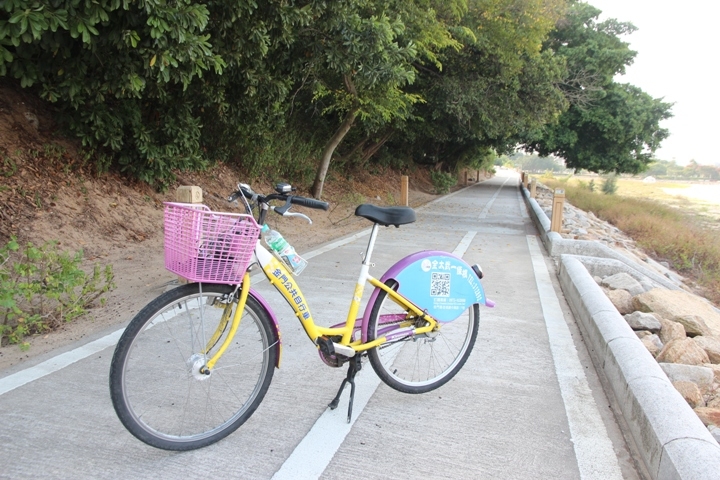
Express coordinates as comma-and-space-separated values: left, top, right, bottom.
367, 281, 479, 394
109, 283, 278, 451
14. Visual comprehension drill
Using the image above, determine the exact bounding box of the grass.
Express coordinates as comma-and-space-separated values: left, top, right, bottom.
541, 176, 720, 306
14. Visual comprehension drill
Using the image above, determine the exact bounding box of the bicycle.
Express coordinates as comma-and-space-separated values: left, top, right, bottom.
109, 182, 494, 451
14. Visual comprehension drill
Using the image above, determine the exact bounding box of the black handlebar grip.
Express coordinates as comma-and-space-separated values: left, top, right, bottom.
290, 196, 330, 211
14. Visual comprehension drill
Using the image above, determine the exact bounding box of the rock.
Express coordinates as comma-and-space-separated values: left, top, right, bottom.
602, 272, 644, 296
703, 363, 720, 384
606, 289, 634, 314
693, 336, 720, 364
571, 228, 588, 236
709, 425, 720, 444
640, 334, 663, 357
624, 311, 662, 332
636, 330, 652, 339
639, 280, 656, 293
593, 276, 603, 285
24, 111, 39, 130
658, 317, 686, 344
708, 394, 720, 409
632, 288, 720, 336
675, 315, 712, 337
694, 407, 720, 427
660, 363, 715, 393
656, 338, 710, 365
672, 381, 704, 408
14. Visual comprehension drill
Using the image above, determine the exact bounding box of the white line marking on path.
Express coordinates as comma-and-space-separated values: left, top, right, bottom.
0, 329, 123, 396
526, 235, 623, 480
479, 175, 511, 218
453, 231, 477, 258
272, 233, 477, 480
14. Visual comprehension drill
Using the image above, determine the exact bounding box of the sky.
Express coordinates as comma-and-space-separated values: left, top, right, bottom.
585, 0, 719, 166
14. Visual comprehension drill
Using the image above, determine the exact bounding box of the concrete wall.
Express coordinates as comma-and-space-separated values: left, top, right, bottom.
519, 183, 720, 479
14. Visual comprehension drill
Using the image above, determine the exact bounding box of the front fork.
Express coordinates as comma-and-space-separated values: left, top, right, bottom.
199, 272, 251, 374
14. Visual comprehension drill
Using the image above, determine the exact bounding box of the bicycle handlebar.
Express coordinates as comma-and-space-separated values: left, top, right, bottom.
289, 196, 329, 211
228, 184, 329, 225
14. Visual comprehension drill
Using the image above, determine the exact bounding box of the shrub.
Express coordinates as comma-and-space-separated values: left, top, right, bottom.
430, 170, 457, 194
601, 174, 618, 195
0, 237, 115, 349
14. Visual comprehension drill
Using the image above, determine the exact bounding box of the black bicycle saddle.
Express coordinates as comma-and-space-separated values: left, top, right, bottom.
354, 204, 417, 227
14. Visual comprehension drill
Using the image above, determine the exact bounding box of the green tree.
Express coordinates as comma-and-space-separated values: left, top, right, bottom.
524, 2, 673, 174
296, 0, 465, 199
384, 0, 567, 173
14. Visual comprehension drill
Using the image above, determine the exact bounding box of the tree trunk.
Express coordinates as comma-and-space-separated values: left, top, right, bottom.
311, 107, 358, 199
360, 131, 393, 163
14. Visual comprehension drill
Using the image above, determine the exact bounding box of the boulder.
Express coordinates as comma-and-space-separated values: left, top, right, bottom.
694, 407, 720, 427
632, 288, 720, 336
624, 311, 662, 332
639, 280, 656, 293
709, 425, 720, 444
606, 289, 634, 314
675, 315, 712, 337
658, 317, 686, 344
703, 363, 720, 384
656, 338, 710, 365
660, 363, 714, 393
672, 381, 704, 408
640, 334, 663, 357
602, 272, 644, 296
693, 336, 720, 364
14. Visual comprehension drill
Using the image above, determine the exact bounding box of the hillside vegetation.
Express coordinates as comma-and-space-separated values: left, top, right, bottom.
1, 0, 670, 197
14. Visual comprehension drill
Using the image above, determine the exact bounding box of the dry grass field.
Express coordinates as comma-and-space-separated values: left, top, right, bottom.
540, 174, 720, 306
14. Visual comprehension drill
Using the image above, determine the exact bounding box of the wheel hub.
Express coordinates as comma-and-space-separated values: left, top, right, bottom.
187, 353, 212, 380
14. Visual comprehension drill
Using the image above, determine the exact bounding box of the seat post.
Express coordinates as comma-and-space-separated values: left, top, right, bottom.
362, 224, 380, 267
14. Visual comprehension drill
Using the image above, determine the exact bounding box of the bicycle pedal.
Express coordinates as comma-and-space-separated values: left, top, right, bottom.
317, 336, 356, 359
332, 342, 356, 358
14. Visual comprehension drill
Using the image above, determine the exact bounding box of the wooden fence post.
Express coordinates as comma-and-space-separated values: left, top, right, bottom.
551, 188, 565, 233
175, 186, 203, 284
176, 186, 203, 204
401, 175, 409, 206
530, 178, 537, 198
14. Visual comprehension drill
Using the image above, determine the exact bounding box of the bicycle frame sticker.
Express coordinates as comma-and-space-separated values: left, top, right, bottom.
390, 251, 485, 322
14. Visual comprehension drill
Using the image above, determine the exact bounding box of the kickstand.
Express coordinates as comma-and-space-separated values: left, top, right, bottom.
328, 355, 362, 423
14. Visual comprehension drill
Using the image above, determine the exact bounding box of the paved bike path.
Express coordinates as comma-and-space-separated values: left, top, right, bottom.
0, 170, 639, 479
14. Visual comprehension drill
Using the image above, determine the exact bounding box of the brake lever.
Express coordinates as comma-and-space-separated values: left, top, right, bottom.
270, 206, 312, 224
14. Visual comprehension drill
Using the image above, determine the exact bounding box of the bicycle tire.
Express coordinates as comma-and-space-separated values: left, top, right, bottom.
367, 280, 479, 394
109, 283, 278, 451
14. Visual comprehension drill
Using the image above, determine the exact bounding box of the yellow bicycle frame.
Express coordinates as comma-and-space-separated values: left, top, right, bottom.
255, 227, 438, 357
203, 226, 440, 372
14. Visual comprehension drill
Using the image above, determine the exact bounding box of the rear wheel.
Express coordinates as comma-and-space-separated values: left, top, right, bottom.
109, 283, 278, 451
367, 281, 479, 393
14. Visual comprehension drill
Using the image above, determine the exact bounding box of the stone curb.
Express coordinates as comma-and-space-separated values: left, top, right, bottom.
519, 182, 720, 479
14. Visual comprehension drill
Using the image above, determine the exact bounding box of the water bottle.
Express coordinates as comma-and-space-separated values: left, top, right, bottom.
261, 224, 308, 275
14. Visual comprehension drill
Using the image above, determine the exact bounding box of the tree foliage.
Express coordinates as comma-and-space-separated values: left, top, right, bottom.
524, 2, 673, 174
1, 0, 674, 188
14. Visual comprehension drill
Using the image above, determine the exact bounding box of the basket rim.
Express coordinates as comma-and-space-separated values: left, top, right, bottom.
164, 202, 260, 227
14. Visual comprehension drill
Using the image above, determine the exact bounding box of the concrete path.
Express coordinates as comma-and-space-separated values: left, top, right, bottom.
0, 170, 640, 479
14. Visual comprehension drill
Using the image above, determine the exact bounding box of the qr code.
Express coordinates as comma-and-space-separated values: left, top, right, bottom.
430, 272, 450, 296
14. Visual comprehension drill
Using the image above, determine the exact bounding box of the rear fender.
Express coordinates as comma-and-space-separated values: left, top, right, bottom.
360, 251, 487, 342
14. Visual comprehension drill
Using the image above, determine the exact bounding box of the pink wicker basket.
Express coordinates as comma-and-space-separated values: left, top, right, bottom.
164, 202, 261, 284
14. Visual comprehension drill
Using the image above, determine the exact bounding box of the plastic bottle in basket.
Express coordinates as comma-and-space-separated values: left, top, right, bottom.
261, 224, 308, 275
